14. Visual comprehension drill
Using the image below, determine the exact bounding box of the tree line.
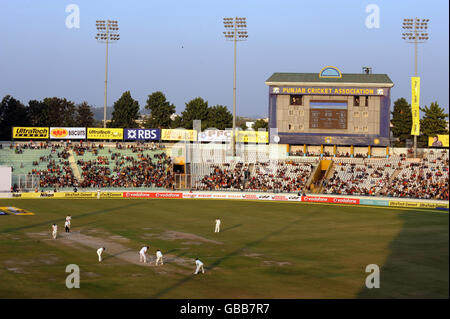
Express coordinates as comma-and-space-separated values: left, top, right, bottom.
391, 98, 448, 147
3, 92, 444, 146
0, 91, 268, 140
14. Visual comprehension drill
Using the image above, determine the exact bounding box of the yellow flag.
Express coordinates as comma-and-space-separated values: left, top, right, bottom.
411, 77, 420, 136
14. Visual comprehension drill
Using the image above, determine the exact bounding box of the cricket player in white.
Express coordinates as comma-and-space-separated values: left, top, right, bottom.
97, 247, 105, 262
155, 249, 163, 265
66, 215, 71, 227
194, 258, 205, 274
97, 189, 101, 199
64, 220, 70, 233
215, 218, 221, 233
52, 224, 58, 239
139, 246, 149, 263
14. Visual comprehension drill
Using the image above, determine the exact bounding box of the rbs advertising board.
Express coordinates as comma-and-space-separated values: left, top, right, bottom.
124, 128, 161, 141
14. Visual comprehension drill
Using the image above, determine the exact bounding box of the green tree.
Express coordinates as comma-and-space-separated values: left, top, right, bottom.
108, 91, 140, 128
0, 95, 30, 140
144, 91, 175, 128
28, 100, 48, 126
171, 115, 183, 129
206, 105, 232, 130
42, 97, 77, 127
76, 102, 95, 127
391, 98, 412, 147
252, 119, 269, 131
236, 116, 248, 130
419, 101, 449, 147
181, 97, 209, 129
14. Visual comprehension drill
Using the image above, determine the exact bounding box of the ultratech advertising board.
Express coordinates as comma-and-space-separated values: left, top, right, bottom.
87, 128, 123, 140
50, 127, 86, 139
389, 201, 449, 210
161, 129, 197, 141
55, 192, 97, 198
13, 127, 49, 139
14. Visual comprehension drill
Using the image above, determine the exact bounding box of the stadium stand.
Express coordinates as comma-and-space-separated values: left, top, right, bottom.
0, 142, 448, 200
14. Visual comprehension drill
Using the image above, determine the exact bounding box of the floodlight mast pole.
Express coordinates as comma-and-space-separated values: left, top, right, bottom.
96, 20, 120, 128
402, 17, 429, 158
104, 23, 109, 129
223, 17, 247, 157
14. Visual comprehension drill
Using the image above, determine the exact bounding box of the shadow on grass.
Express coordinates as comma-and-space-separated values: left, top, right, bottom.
220, 224, 242, 233
357, 210, 449, 299
103, 249, 135, 261
0, 201, 143, 235
150, 218, 302, 298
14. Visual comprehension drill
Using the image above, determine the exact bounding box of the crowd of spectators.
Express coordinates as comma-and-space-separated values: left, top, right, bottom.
194, 161, 314, 193
380, 150, 449, 200
2, 142, 448, 200
78, 151, 174, 189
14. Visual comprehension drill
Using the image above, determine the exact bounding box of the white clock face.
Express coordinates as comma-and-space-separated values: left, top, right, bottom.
273, 136, 280, 143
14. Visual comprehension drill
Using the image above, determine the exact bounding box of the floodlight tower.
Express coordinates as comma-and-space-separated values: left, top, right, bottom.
96, 20, 120, 128
223, 17, 248, 156
402, 18, 429, 157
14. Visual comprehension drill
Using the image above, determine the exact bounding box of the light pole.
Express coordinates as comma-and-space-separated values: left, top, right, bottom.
96, 20, 120, 128
402, 18, 429, 157
223, 17, 248, 156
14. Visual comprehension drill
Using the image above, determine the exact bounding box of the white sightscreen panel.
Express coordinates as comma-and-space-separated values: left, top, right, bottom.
0, 166, 12, 192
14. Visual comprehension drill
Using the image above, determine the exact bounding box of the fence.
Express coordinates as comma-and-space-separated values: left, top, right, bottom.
12, 174, 40, 191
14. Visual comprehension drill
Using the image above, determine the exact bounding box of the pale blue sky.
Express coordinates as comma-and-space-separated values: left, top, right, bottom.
0, 0, 448, 117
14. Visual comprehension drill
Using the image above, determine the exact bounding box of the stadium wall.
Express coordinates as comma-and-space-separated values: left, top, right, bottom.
1, 191, 447, 211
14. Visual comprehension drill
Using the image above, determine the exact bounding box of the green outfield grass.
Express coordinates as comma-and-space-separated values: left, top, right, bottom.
0, 198, 448, 299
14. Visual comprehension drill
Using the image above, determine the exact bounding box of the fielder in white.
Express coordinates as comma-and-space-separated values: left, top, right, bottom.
215, 218, 221, 233
97, 247, 105, 262
51, 224, 58, 239
155, 249, 163, 266
97, 189, 101, 199
139, 246, 149, 263
65, 215, 71, 226
194, 258, 205, 274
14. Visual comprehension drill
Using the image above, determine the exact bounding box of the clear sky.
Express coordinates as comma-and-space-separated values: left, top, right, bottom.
0, 0, 448, 118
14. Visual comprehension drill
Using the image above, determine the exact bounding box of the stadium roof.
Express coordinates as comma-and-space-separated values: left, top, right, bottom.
265, 73, 394, 87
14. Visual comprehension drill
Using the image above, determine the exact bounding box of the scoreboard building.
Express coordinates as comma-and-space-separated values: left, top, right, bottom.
265, 66, 394, 146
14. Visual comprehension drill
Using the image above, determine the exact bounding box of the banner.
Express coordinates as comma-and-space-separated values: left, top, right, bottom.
50, 127, 86, 139
301, 196, 360, 205
389, 201, 449, 210
161, 129, 197, 141
124, 128, 161, 141
270, 86, 387, 96
54, 192, 97, 198
87, 128, 123, 140
123, 192, 183, 198
411, 77, 420, 136
198, 130, 231, 142
13, 127, 49, 139
236, 131, 269, 143
428, 135, 449, 148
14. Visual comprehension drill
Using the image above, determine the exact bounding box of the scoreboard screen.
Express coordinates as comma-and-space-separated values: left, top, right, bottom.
309, 101, 347, 129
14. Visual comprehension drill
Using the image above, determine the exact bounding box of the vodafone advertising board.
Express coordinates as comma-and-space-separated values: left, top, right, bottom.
123, 192, 182, 198
301, 196, 360, 205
